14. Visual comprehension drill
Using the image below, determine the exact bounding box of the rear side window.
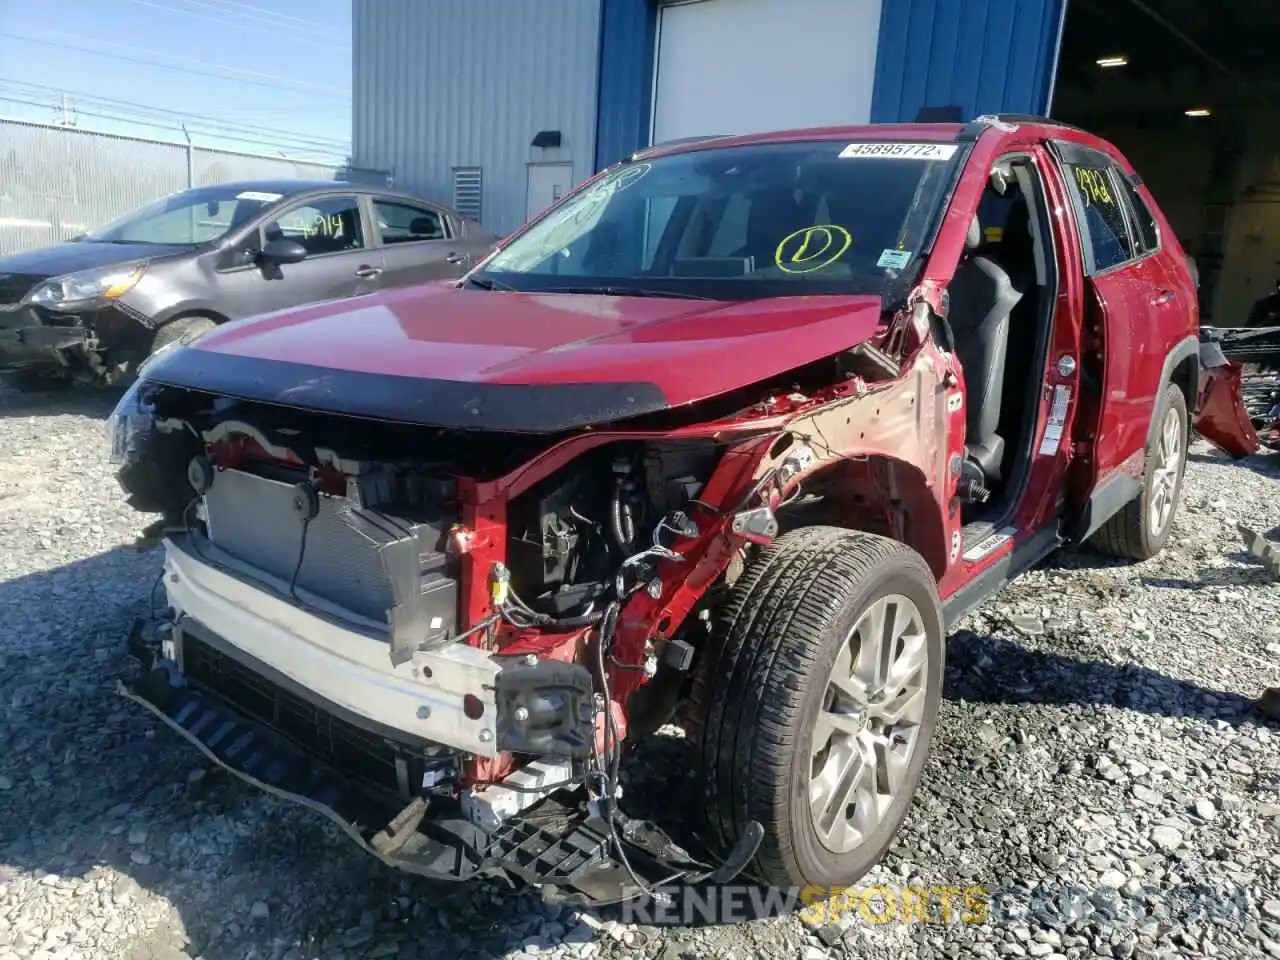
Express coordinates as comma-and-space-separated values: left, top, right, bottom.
1116, 176, 1159, 255
1061, 158, 1133, 272
374, 200, 448, 244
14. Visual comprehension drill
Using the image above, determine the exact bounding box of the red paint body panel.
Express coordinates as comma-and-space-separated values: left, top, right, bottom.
1195, 362, 1261, 459
191, 285, 883, 402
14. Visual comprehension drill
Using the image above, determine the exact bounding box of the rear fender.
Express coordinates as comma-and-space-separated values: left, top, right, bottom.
1194, 338, 1261, 460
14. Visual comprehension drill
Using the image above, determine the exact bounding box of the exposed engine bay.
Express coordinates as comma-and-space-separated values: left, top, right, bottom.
109, 381, 792, 899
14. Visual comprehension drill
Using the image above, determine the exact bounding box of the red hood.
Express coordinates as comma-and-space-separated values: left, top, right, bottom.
143, 284, 886, 432
197, 284, 883, 399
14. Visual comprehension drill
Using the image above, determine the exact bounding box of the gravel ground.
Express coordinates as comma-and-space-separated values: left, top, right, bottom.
1, 382, 1279, 960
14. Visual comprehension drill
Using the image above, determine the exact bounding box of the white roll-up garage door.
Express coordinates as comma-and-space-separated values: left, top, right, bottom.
650, 0, 884, 145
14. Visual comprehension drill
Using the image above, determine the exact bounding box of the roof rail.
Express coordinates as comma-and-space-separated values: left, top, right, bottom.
632, 134, 731, 159
959, 113, 1088, 139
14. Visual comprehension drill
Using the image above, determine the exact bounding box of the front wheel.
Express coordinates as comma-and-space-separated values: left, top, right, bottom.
687, 526, 945, 889
111, 315, 219, 386
150, 315, 217, 355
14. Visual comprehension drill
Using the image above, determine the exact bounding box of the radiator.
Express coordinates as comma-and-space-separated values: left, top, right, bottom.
199, 465, 461, 663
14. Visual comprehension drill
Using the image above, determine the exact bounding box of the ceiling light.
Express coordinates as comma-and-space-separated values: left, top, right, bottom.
1096, 55, 1128, 68
1185, 107, 1211, 117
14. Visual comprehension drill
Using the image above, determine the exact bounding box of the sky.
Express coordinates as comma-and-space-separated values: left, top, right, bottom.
0, 0, 352, 163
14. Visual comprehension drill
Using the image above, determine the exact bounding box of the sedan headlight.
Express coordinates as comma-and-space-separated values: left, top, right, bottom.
26, 262, 147, 309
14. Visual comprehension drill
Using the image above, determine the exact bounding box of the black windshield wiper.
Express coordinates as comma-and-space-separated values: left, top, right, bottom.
551, 285, 716, 301
465, 275, 517, 291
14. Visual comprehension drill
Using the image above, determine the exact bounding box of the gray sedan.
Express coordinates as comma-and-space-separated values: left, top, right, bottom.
0, 179, 498, 386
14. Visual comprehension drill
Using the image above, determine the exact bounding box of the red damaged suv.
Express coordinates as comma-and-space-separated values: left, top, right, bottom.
108, 115, 1259, 904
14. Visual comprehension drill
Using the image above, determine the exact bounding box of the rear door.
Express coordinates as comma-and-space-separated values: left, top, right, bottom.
368, 196, 471, 287
1048, 140, 1165, 525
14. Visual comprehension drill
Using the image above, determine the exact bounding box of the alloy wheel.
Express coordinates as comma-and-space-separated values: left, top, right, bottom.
1148, 405, 1183, 536
808, 593, 930, 854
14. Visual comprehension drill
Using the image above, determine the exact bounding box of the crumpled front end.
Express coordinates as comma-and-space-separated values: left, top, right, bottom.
0, 300, 96, 371
121, 539, 719, 901
109, 372, 779, 902
109, 323, 946, 901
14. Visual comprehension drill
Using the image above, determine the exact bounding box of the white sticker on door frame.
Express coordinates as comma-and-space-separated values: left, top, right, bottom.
1037, 385, 1072, 457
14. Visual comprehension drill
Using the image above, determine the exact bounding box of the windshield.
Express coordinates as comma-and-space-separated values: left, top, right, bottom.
475, 139, 965, 303
84, 184, 289, 245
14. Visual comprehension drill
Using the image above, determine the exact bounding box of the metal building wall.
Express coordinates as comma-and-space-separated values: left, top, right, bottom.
870, 0, 1066, 123
352, 0, 603, 236
594, 0, 658, 172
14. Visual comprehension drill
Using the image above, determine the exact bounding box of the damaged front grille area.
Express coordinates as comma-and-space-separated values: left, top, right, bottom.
181, 625, 454, 798
195, 463, 460, 658
0, 272, 44, 306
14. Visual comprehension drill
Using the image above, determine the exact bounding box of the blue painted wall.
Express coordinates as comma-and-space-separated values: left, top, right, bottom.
870, 0, 1066, 123
593, 0, 658, 171
591, 0, 1066, 170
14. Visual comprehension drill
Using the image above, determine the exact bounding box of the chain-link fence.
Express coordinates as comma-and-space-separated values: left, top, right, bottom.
0, 119, 390, 256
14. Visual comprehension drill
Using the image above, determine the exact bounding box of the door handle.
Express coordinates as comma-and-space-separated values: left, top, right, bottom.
354, 265, 383, 279
1152, 290, 1176, 305
444, 252, 466, 264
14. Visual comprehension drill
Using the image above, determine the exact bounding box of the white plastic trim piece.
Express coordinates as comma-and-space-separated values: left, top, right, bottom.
162, 537, 500, 756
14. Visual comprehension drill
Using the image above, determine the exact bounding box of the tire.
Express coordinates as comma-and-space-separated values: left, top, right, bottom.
687, 526, 945, 889
150, 315, 217, 355
111, 314, 218, 387
1089, 382, 1188, 561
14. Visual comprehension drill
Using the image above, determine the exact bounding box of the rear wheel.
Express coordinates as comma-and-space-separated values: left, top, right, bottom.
687, 526, 944, 888
1090, 382, 1188, 561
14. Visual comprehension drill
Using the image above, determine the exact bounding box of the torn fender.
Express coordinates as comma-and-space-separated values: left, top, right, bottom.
1194, 335, 1261, 460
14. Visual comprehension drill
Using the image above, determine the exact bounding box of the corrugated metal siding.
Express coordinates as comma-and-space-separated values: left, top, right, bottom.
870, 0, 1065, 123
594, 0, 658, 171
352, 0, 603, 236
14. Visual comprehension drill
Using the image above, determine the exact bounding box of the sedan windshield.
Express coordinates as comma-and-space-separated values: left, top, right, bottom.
83, 184, 289, 245
475, 139, 965, 303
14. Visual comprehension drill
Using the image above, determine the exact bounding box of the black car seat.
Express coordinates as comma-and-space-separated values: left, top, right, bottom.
991, 198, 1036, 291
738, 189, 809, 271
948, 213, 1027, 489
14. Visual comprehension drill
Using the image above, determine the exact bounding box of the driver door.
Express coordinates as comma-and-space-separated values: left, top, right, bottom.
214, 194, 383, 319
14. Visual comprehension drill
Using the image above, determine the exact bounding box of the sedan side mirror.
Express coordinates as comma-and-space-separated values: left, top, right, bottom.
260, 238, 308, 265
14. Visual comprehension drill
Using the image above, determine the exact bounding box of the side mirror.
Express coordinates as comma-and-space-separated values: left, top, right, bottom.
260, 238, 308, 265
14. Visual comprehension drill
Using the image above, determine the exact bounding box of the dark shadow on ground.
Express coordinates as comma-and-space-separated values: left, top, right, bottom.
0, 379, 123, 420
2, 546, 1276, 952
939, 629, 1275, 726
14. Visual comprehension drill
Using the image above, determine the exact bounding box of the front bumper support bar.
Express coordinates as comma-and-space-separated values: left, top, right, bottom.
119, 644, 759, 905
